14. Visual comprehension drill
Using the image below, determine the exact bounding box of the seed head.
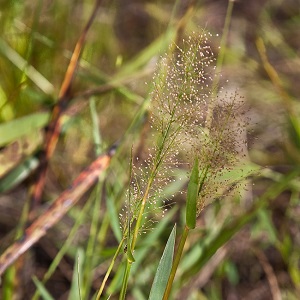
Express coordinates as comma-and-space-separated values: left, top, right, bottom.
121, 31, 250, 230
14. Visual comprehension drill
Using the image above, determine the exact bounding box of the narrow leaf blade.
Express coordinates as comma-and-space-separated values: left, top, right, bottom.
32, 276, 55, 300
0, 112, 49, 147
148, 224, 176, 300
186, 157, 199, 229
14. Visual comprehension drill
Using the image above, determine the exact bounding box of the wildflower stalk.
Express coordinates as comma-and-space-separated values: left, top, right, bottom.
120, 27, 247, 298
161, 25, 246, 299
119, 150, 169, 299
119, 93, 182, 298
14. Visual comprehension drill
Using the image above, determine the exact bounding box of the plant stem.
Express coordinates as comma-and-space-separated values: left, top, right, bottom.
162, 224, 190, 300
95, 237, 125, 300
82, 182, 103, 299
132, 177, 154, 249
119, 109, 178, 296
119, 177, 154, 300
119, 261, 132, 300
119, 48, 183, 298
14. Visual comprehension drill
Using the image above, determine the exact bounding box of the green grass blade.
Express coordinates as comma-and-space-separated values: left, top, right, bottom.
149, 224, 176, 300
0, 112, 49, 146
106, 191, 122, 242
89, 97, 103, 155
32, 276, 54, 300
0, 156, 38, 192
288, 115, 300, 150
116, 27, 177, 79
68, 248, 84, 300
0, 38, 54, 95
186, 157, 199, 229
131, 207, 178, 274
2, 266, 16, 300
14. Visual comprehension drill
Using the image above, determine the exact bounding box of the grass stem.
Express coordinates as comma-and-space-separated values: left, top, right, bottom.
95, 237, 126, 300
162, 224, 190, 300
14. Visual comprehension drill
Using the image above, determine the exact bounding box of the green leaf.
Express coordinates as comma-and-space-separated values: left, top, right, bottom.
32, 276, 55, 300
131, 207, 177, 274
148, 225, 176, 300
0, 38, 54, 95
0, 112, 49, 146
252, 208, 277, 243
68, 248, 84, 300
289, 252, 300, 288
106, 191, 122, 242
180, 171, 299, 280
186, 157, 199, 229
223, 260, 239, 285
0, 156, 39, 193
288, 114, 300, 150
107, 208, 178, 295
116, 27, 178, 78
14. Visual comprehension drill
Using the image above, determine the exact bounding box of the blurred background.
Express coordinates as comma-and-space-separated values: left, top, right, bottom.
0, 0, 300, 299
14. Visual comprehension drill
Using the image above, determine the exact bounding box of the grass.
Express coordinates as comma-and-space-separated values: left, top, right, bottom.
1, 0, 300, 299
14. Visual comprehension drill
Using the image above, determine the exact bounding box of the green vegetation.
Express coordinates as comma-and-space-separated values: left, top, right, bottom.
0, 0, 300, 299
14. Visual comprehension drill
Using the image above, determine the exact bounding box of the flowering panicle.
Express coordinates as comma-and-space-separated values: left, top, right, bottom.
120, 31, 249, 232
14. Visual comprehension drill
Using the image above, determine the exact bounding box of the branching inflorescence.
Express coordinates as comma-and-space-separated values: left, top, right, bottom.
117, 31, 250, 300
120, 31, 249, 238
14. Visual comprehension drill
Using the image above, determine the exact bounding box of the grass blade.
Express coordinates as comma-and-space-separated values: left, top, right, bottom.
149, 224, 176, 300
186, 157, 199, 229
32, 276, 54, 300
0, 156, 39, 193
0, 112, 49, 147
68, 248, 84, 300
0, 38, 54, 95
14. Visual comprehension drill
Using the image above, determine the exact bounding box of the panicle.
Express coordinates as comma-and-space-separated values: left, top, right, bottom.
120, 30, 249, 230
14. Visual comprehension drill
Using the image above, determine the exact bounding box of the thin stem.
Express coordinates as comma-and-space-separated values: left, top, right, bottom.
82, 182, 103, 299
131, 101, 178, 251
32, 193, 94, 300
132, 177, 154, 250
119, 261, 132, 300
119, 159, 155, 300
119, 102, 177, 298
95, 237, 125, 300
255, 38, 291, 107
163, 225, 190, 300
